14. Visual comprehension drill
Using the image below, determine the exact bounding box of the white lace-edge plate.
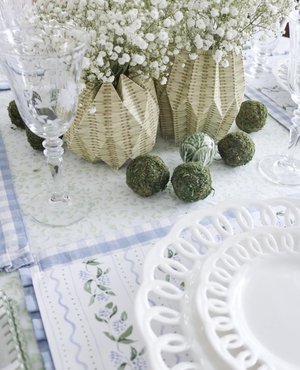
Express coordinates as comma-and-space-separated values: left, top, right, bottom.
135, 198, 300, 370
184, 226, 300, 370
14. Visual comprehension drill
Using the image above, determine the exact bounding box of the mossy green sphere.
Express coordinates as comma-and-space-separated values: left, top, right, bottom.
236, 100, 268, 133
126, 155, 170, 197
8, 100, 26, 129
218, 132, 255, 166
25, 127, 44, 151
180, 132, 216, 166
171, 162, 212, 202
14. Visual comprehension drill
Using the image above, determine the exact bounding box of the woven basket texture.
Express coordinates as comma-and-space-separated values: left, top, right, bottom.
155, 50, 245, 145
65, 75, 159, 169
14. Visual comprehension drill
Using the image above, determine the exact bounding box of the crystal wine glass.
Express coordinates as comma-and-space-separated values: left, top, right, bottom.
0, 0, 33, 27
0, 22, 91, 225
247, 19, 287, 77
248, 30, 281, 76
259, 10, 300, 185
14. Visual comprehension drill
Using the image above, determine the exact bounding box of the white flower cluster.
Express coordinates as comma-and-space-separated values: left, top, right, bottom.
34, 0, 295, 84
34, 0, 184, 85
182, 0, 295, 66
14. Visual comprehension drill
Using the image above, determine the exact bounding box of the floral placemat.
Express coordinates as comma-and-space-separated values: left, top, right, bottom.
20, 217, 175, 370
0, 132, 33, 271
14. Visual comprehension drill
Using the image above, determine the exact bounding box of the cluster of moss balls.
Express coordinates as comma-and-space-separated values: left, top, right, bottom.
126, 133, 215, 203
7, 100, 44, 151
126, 154, 213, 203
215, 99, 266, 166
126, 99, 268, 202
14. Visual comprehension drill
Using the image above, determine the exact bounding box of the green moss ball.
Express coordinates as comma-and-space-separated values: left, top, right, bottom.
236, 100, 268, 133
171, 162, 212, 202
126, 155, 170, 197
180, 132, 216, 166
218, 132, 255, 166
8, 100, 26, 129
25, 127, 44, 151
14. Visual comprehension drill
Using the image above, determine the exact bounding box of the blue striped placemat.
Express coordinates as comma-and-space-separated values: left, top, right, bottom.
0, 131, 33, 271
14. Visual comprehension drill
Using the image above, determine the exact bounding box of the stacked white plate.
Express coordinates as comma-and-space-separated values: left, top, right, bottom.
135, 198, 300, 370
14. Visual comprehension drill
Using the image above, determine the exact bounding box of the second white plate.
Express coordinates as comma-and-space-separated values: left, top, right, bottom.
184, 226, 300, 370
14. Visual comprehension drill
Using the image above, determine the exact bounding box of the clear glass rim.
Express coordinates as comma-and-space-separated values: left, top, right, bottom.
289, 9, 300, 24
0, 22, 89, 59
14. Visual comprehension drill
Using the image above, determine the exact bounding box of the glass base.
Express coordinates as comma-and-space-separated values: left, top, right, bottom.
259, 155, 300, 186
0, 81, 10, 90
245, 62, 272, 79
27, 189, 92, 227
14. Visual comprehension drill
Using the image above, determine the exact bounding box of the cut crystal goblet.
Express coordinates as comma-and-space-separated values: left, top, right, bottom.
0, 22, 91, 225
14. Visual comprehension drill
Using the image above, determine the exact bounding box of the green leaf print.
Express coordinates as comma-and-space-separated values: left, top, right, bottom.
89, 294, 96, 306
82, 259, 144, 369
96, 267, 103, 278
121, 311, 127, 321
86, 260, 100, 266
95, 314, 108, 324
130, 347, 137, 361
118, 326, 133, 341
109, 305, 118, 319
103, 331, 117, 342
117, 363, 127, 370
84, 279, 93, 294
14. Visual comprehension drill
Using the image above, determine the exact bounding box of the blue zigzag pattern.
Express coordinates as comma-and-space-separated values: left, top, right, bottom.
50, 270, 88, 370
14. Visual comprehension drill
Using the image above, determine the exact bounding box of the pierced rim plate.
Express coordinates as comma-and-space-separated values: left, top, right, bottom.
135, 198, 300, 370
184, 226, 300, 370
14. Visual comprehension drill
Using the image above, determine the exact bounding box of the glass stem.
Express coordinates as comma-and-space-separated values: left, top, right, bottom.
287, 106, 300, 160
43, 137, 68, 203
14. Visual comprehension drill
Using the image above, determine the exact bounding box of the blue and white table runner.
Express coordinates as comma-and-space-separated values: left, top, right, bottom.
0, 132, 33, 271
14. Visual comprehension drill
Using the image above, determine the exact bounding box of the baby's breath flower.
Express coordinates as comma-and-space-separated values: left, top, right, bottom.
181, 0, 294, 65
189, 53, 198, 60
34, 0, 294, 81
34, 0, 185, 84
161, 76, 167, 85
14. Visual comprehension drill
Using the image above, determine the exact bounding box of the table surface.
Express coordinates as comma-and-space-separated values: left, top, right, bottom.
0, 38, 299, 370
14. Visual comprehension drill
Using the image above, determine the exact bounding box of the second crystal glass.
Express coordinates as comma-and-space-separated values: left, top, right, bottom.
0, 22, 90, 226
259, 10, 300, 185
